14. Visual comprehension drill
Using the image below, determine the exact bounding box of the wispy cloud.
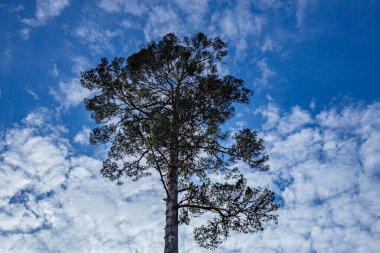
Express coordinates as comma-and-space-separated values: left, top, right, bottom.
260, 36, 282, 53
98, 0, 147, 16
73, 22, 121, 53
50, 56, 90, 109
25, 88, 40, 100
50, 78, 90, 109
210, 1, 266, 57
71, 55, 90, 74
48, 63, 59, 77
174, 0, 209, 29
254, 58, 276, 89
71, 0, 317, 91
20, 0, 70, 39
73, 127, 91, 145
296, 0, 318, 28
144, 6, 185, 41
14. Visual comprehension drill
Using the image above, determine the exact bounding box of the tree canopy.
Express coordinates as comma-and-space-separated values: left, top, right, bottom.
81, 33, 279, 251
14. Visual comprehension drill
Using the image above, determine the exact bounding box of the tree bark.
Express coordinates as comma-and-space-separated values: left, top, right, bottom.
164, 146, 179, 253
164, 80, 180, 253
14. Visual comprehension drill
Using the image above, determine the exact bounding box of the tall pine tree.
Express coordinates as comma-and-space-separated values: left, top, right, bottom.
81, 33, 279, 253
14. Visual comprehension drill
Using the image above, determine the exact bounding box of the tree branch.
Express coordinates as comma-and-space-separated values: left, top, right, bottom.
150, 148, 169, 198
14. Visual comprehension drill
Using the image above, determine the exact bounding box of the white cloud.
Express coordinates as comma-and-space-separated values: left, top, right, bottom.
20, 0, 70, 39
296, 0, 317, 28
254, 58, 276, 88
22, 0, 69, 27
50, 78, 90, 109
0, 113, 69, 237
174, 0, 209, 29
73, 127, 91, 145
19, 27, 31, 40
144, 6, 185, 41
260, 36, 281, 53
74, 23, 121, 53
255, 102, 281, 130
120, 19, 141, 30
210, 1, 266, 57
48, 63, 59, 77
0, 3, 25, 13
98, 0, 147, 16
1, 101, 380, 252
22, 108, 48, 127
71, 55, 90, 74
277, 105, 313, 133
12, 4, 25, 12
98, 0, 208, 36
309, 98, 316, 110
0, 109, 165, 252
50, 56, 91, 109
3, 48, 13, 59
248, 101, 380, 253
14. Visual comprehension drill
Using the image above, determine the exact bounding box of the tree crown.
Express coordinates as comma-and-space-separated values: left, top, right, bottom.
81, 33, 278, 249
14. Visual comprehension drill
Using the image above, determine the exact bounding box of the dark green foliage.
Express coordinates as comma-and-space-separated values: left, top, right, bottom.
81, 33, 279, 250
180, 176, 277, 249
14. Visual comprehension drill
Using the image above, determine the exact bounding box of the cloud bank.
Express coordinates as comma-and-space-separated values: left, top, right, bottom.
0, 100, 379, 252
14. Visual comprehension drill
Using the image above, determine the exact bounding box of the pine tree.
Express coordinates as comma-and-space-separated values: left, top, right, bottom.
80, 33, 279, 253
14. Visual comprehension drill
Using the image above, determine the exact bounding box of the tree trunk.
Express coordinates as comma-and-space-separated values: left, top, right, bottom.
165, 83, 180, 253
164, 148, 179, 253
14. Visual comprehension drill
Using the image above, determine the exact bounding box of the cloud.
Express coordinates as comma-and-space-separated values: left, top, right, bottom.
173, 0, 209, 29
0, 110, 69, 237
48, 63, 59, 78
0, 109, 165, 252
144, 6, 185, 41
20, 0, 70, 39
50, 56, 91, 109
22, 0, 69, 27
210, 1, 266, 57
98, 0, 147, 16
254, 58, 276, 89
120, 19, 141, 30
71, 55, 90, 74
0, 98, 380, 253
3, 48, 13, 60
19, 27, 31, 40
1, 101, 380, 251
22, 108, 50, 127
73, 23, 121, 53
277, 105, 313, 134
309, 98, 316, 110
246, 101, 380, 253
296, 0, 317, 28
50, 78, 90, 109
97, 0, 208, 40
260, 36, 282, 53
12, 4, 25, 13
73, 127, 91, 145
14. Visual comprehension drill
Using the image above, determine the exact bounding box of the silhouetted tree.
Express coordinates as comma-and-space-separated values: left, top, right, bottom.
80, 33, 279, 253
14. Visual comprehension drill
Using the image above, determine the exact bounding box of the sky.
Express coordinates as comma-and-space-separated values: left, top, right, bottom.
0, 0, 380, 252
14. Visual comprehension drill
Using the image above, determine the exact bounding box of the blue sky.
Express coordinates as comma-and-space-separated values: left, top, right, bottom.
0, 0, 379, 252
